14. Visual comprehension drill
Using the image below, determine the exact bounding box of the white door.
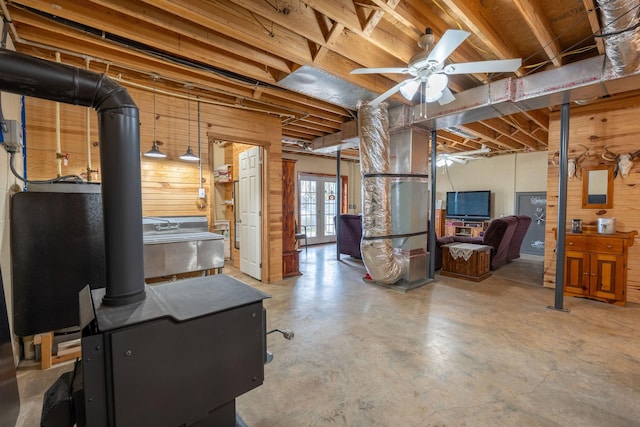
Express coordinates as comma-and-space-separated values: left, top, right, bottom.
239, 147, 262, 280
299, 175, 337, 245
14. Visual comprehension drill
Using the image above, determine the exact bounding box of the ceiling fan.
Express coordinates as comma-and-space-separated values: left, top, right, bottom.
436, 144, 491, 167
351, 28, 522, 106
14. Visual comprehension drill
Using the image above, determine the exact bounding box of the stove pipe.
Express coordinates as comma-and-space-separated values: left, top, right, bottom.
0, 49, 145, 306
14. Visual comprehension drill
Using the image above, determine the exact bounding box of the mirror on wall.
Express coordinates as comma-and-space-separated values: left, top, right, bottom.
582, 164, 614, 209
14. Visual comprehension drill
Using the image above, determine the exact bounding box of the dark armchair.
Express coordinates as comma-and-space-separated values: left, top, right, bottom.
435, 216, 518, 271
507, 215, 532, 261
337, 214, 362, 258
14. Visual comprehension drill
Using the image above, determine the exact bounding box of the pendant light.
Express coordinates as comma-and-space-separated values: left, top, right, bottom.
144, 75, 167, 158
180, 86, 200, 162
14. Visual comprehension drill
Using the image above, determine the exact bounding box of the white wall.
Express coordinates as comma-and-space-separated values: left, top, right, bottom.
434, 151, 547, 218
1, 37, 26, 365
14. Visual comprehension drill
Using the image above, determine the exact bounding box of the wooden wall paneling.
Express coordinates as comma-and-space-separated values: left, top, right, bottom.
23, 85, 289, 284
544, 95, 640, 303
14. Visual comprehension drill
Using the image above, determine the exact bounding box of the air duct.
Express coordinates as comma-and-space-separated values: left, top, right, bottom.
358, 102, 404, 285
596, 0, 640, 75
0, 49, 145, 306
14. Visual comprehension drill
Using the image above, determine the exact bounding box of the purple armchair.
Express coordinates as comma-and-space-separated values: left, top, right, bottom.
435, 216, 518, 270
507, 215, 532, 261
337, 214, 362, 258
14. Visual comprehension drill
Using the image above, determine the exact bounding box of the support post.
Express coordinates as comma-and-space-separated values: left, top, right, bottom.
336, 149, 341, 260
429, 129, 437, 279
550, 102, 570, 312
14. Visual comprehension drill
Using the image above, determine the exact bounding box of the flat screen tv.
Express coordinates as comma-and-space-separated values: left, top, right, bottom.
446, 191, 491, 220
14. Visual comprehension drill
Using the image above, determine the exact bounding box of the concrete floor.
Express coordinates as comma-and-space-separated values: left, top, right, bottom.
15, 245, 640, 426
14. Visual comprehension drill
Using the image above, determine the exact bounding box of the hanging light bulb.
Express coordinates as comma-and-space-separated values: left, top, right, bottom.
180, 86, 200, 162
144, 75, 167, 158
399, 79, 420, 100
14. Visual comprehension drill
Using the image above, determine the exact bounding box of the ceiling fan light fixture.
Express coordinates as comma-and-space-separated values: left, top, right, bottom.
400, 79, 420, 100
436, 157, 453, 167
427, 73, 449, 93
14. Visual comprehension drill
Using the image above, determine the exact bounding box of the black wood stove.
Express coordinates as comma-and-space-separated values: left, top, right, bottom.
0, 49, 282, 427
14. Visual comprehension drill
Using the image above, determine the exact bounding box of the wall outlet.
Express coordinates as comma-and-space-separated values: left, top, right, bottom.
198, 188, 206, 198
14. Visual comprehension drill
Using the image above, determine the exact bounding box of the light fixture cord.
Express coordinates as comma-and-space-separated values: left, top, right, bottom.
197, 96, 202, 188
187, 88, 191, 149
152, 76, 157, 143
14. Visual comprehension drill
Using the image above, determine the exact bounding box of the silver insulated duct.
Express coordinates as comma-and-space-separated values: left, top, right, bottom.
359, 102, 404, 285
596, 0, 640, 75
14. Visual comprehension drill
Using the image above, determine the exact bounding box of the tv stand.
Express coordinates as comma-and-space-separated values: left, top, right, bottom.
444, 219, 489, 238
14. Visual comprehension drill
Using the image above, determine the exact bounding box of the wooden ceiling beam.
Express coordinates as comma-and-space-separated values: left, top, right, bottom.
361, 0, 401, 36
367, 0, 420, 38
478, 118, 539, 151
87, 0, 292, 72
10, 8, 354, 119
438, 0, 524, 76
582, 0, 606, 55
14, 0, 280, 81
512, 0, 563, 67
458, 123, 524, 151
498, 114, 548, 147
13, 26, 352, 128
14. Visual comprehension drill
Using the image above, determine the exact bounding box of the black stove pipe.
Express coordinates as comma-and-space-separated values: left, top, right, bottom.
0, 49, 145, 306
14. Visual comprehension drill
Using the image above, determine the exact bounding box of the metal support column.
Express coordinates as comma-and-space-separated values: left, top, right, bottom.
336, 149, 341, 260
550, 102, 570, 312
428, 129, 437, 279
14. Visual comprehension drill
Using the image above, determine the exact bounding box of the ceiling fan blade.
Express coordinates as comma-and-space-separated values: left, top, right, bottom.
350, 67, 410, 75
448, 157, 468, 164
426, 30, 470, 65
438, 87, 455, 105
443, 58, 522, 75
369, 80, 409, 106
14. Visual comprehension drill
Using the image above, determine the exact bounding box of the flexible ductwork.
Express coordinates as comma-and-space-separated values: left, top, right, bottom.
596, 0, 640, 75
0, 49, 145, 306
358, 102, 404, 285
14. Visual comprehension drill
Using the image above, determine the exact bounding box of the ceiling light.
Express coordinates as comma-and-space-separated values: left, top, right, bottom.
400, 79, 420, 100
145, 141, 166, 158
143, 76, 167, 158
180, 146, 199, 162
436, 157, 453, 167
180, 86, 200, 162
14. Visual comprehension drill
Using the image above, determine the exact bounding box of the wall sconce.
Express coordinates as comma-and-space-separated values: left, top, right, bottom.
144, 75, 167, 158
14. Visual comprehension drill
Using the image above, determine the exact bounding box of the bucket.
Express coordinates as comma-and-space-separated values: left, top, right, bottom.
598, 218, 616, 234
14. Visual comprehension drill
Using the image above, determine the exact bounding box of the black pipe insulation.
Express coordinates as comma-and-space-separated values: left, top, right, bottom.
0, 49, 145, 306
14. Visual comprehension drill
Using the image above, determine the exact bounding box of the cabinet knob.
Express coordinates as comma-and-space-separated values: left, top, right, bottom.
606, 245, 613, 249
568, 242, 574, 246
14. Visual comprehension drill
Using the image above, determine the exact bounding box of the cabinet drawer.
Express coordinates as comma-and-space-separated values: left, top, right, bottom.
565, 236, 623, 254
588, 238, 623, 254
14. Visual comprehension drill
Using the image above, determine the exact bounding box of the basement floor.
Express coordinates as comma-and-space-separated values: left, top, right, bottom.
15, 245, 640, 426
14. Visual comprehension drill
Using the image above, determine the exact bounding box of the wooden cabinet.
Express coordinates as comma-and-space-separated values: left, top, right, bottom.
441, 243, 492, 282
444, 220, 488, 237
563, 230, 637, 305
282, 159, 301, 277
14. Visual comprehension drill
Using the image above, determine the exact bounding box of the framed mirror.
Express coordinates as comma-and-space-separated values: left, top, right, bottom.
582, 164, 614, 209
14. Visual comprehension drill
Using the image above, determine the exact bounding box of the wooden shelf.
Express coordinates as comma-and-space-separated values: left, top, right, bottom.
444, 219, 488, 237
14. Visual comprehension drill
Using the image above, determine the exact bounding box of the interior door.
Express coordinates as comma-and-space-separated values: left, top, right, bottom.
299, 175, 337, 245
239, 147, 262, 280
515, 192, 546, 256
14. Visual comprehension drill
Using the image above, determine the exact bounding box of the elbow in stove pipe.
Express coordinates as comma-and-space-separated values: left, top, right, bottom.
0, 49, 145, 306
